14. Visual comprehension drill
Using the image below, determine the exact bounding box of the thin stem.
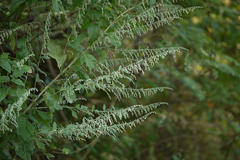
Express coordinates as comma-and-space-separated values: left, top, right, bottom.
103, 7, 134, 33
23, 56, 79, 113
24, 7, 135, 114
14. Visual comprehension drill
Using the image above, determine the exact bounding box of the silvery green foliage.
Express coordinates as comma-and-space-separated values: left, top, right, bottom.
91, 3, 200, 49
50, 102, 167, 140
75, 0, 114, 29
51, 1, 198, 141
0, 23, 35, 45
16, 54, 34, 68
70, 47, 184, 100
0, 88, 37, 132
41, 12, 52, 54
0, 0, 197, 143
114, 47, 185, 59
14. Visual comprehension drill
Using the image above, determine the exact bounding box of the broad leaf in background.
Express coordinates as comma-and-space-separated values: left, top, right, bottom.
0, 53, 11, 73
47, 40, 67, 69
88, 23, 100, 42
15, 116, 35, 160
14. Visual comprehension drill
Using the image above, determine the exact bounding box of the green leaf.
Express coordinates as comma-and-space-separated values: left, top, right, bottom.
14, 116, 35, 159
0, 53, 11, 73
80, 53, 96, 70
10, 0, 26, 12
44, 90, 63, 112
12, 78, 25, 86
45, 153, 55, 159
16, 116, 35, 141
62, 86, 77, 103
149, 0, 156, 6
53, 122, 57, 130
10, 34, 16, 51
12, 65, 31, 78
27, 0, 37, 5
36, 110, 53, 126
87, 23, 100, 42
108, 35, 122, 48
14, 138, 34, 160
75, 84, 85, 91
0, 60, 11, 73
35, 139, 46, 151
47, 40, 67, 69
52, 0, 60, 13
0, 76, 10, 83
71, 110, 78, 119
0, 86, 9, 102
62, 147, 71, 155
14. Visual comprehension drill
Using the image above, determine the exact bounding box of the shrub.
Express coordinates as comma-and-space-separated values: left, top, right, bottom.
0, 0, 198, 159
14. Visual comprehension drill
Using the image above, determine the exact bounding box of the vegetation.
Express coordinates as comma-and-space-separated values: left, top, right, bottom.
0, 0, 239, 159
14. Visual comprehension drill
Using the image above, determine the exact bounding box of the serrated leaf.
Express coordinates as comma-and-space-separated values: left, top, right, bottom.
14, 139, 34, 160
62, 85, 77, 103
0, 86, 9, 102
36, 110, 53, 125
87, 23, 100, 42
14, 116, 35, 159
12, 65, 31, 78
12, 78, 25, 86
0, 76, 10, 83
0, 53, 11, 73
16, 116, 35, 141
0, 61, 11, 73
47, 40, 67, 69
44, 90, 63, 112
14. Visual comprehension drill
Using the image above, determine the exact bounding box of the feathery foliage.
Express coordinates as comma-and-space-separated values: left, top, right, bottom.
0, 88, 36, 132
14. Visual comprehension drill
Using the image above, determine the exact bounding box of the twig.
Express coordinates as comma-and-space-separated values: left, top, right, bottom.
103, 7, 134, 33
24, 6, 135, 114
23, 56, 79, 113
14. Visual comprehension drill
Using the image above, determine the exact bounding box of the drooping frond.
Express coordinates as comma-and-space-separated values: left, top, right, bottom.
115, 5, 200, 38
94, 102, 167, 120
16, 54, 34, 68
75, 0, 112, 29
94, 85, 172, 100
0, 88, 37, 133
71, 48, 180, 99
0, 23, 35, 45
76, 81, 172, 100
94, 50, 178, 83
49, 102, 166, 140
41, 12, 52, 54
113, 47, 185, 59
91, 4, 200, 49
89, 47, 185, 78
